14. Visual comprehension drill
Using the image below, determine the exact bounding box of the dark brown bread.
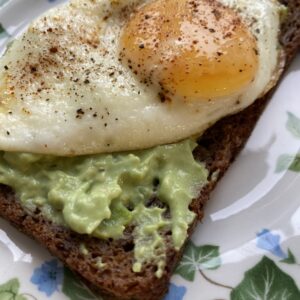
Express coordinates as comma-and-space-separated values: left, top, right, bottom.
1, 1, 300, 299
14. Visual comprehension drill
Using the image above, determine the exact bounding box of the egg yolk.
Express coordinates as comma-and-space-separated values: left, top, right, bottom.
119, 0, 259, 101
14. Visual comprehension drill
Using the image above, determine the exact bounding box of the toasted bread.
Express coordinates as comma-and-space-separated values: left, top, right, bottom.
0, 1, 300, 299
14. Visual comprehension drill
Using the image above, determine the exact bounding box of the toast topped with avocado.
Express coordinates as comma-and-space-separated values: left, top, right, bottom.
0, 0, 300, 299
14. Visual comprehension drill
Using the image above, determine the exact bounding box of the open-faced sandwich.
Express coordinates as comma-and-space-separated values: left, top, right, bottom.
0, 0, 300, 299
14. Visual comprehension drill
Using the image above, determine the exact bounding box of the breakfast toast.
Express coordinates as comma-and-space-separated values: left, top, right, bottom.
0, 0, 300, 300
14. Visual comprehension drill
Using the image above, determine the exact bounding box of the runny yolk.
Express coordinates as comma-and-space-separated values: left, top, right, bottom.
119, 0, 259, 101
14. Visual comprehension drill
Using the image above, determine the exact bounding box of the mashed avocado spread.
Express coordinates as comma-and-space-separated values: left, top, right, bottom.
0, 140, 207, 277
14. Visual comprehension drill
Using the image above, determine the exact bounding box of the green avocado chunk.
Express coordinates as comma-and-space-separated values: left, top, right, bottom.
0, 139, 208, 277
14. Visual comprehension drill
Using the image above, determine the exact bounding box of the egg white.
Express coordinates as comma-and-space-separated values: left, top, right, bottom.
0, 0, 284, 155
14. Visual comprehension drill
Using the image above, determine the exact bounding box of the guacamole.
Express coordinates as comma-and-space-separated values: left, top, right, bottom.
0, 140, 207, 277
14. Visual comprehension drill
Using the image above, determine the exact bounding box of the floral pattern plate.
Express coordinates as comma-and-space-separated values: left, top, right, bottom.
0, 1, 300, 300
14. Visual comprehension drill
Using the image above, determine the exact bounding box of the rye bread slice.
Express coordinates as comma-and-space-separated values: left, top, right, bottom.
1, 1, 300, 299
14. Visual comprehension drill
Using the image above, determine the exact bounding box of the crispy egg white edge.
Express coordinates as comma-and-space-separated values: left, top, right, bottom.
0, 0, 284, 155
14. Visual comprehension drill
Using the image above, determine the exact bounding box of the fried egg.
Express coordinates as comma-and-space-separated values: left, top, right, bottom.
0, 0, 284, 155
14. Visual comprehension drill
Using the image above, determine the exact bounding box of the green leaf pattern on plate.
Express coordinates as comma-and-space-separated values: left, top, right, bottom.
281, 249, 297, 265
175, 242, 221, 281
276, 112, 300, 173
231, 256, 300, 300
0, 23, 9, 39
62, 268, 102, 300
0, 279, 27, 300
287, 112, 300, 139
0, 269, 103, 300
0, 2, 11, 41
276, 154, 300, 172
5, 240, 299, 300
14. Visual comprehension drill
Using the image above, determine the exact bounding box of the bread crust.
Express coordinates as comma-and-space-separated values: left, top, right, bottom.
0, 1, 300, 299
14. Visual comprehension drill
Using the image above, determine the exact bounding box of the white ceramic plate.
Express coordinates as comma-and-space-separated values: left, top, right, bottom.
0, 1, 300, 300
